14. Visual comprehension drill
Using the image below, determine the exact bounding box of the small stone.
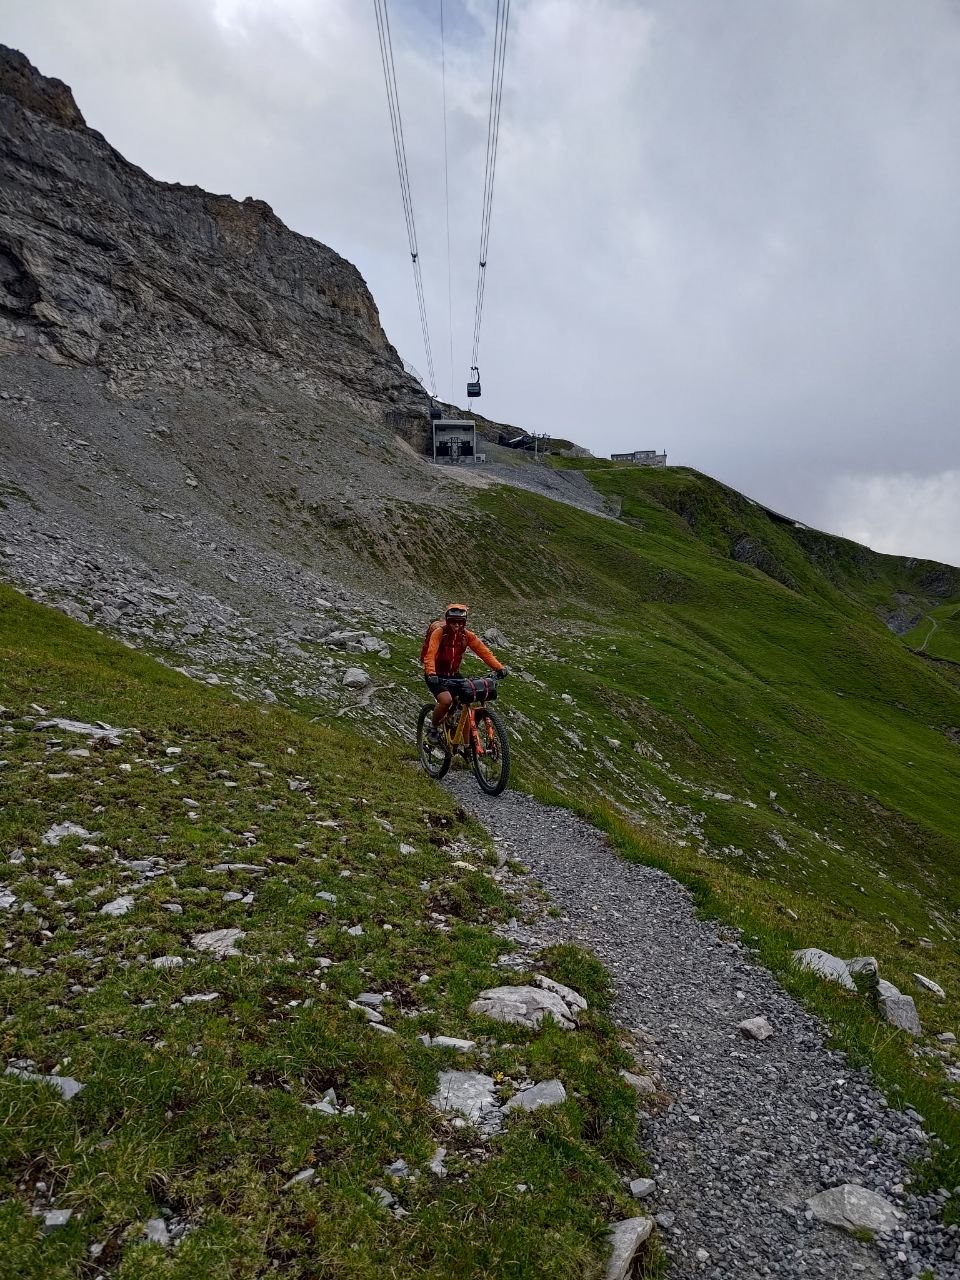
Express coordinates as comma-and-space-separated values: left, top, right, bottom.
42, 1208, 73, 1232
5, 1067, 84, 1099
143, 1217, 170, 1245
428, 1146, 447, 1176
431, 1070, 501, 1128
316, 891, 337, 903
191, 928, 244, 958
345, 924, 364, 937
914, 973, 946, 999
100, 895, 135, 916
605, 1216, 655, 1280
696, 1248, 710, 1263
629, 1178, 655, 1200
152, 955, 183, 970
655, 1211, 675, 1229
806, 1184, 901, 1235
619, 1069, 656, 1096
282, 1168, 316, 1190
739, 1016, 774, 1040
431, 1036, 476, 1053
504, 1079, 567, 1112
342, 668, 370, 689
42, 821, 93, 847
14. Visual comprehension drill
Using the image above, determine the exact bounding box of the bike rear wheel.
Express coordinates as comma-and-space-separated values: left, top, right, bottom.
471, 705, 510, 795
417, 705, 451, 780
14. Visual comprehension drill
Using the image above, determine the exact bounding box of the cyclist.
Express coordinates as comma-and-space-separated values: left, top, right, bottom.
422, 603, 508, 743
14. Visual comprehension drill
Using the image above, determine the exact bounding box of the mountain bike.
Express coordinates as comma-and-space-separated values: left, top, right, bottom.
416, 676, 511, 796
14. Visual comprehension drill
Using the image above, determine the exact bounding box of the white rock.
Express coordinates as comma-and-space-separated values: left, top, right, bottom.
283, 1168, 316, 1190
792, 948, 856, 990
880, 992, 923, 1036
468, 984, 577, 1031
191, 928, 244, 958
0, 888, 17, 910
35, 717, 131, 740
503, 1079, 567, 1112
606, 1216, 655, 1280
342, 668, 370, 689
619, 1069, 656, 1096
534, 973, 588, 1014
913, 973, 946, 1000
428, 1145, 447, 1176
181, 992, 219, 1004
5, 1067, 84, 1099
739, 1016, 774, 1041
629, 1177, 655, 1200
43, 1208, 73, 1232
100, 895, 135, 917
431, 1036, 476, 1053
152, 955, 183, 970
143, 1217, 170, 1245
42, 821, 93, 847
431, 1070, 501, 1129
806, 1184, 901, 1235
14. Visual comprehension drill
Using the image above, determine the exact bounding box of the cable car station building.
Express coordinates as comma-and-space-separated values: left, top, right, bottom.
431, 417, 484, 463
610, 448, 667, 467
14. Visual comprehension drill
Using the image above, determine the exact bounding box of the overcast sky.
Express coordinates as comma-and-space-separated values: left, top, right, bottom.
5, 0, 960, 565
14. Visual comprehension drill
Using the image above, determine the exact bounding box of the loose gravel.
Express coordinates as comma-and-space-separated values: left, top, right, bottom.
449, 777, 960, 1280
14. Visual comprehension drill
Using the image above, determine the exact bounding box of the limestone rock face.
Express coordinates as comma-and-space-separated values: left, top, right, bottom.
0, 45, 422, 413
806, 1184, 901, 1235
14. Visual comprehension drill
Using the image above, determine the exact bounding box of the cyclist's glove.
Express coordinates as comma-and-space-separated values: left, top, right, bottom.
426, 674, 441, 693
495, 666, 509, 680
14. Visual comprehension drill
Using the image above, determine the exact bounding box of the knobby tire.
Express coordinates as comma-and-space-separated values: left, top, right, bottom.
416, 704, 451, 780
471, 705, 510, 795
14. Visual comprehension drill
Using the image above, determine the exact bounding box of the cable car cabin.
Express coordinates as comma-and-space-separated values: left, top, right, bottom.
466, 366, 482, 398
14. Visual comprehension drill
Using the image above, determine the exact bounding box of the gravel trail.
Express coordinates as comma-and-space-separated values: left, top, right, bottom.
449, 777, 959, 1280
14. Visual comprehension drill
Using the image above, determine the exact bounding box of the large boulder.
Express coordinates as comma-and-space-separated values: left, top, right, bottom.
468, 984, 580, 1031
806, 1185, 901, 1235
792, 948, 856, 991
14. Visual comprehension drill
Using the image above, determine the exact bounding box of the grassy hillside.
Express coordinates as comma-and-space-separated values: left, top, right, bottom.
0, 585, 653, 1280
348, 463, 960, 1192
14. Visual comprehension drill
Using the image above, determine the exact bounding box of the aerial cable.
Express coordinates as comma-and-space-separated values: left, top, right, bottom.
469, 0, 511, 377
440, 0, 455, 401
373, 0, 437, 396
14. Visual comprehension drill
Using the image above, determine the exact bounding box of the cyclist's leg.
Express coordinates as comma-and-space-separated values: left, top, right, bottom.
431, 689, 453, 728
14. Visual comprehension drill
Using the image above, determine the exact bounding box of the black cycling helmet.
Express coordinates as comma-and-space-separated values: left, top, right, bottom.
444, 603, 469, 624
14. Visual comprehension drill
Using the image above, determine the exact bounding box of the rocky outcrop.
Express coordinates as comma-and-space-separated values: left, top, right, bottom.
0, 45, 424, 415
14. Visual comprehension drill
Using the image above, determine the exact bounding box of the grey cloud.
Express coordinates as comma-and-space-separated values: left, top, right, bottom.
4, 0, 960, 563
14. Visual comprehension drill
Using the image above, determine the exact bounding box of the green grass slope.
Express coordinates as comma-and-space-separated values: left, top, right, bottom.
0, 585, 654, 1280
357, 462, 960, 1191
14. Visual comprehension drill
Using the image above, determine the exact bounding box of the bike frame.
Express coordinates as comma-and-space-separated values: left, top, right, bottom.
442, 700, 489, 756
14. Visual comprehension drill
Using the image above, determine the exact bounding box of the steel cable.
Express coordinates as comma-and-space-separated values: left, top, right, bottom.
373, 0, 437, 395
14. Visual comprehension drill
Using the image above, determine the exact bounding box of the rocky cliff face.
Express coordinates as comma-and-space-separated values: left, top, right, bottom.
0, 45, 423, 414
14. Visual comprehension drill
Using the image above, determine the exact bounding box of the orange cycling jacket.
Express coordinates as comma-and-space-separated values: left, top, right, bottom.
423, 623, 503, 678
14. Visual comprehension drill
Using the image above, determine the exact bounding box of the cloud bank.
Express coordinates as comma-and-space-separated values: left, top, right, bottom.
4, 0, 960, 564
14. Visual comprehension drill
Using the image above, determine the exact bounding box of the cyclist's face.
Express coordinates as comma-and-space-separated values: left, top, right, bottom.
448, 619, 465, 630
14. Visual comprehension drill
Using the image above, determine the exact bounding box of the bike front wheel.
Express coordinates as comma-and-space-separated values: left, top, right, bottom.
417, 705, 451, 780
471, 705, 510, 796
